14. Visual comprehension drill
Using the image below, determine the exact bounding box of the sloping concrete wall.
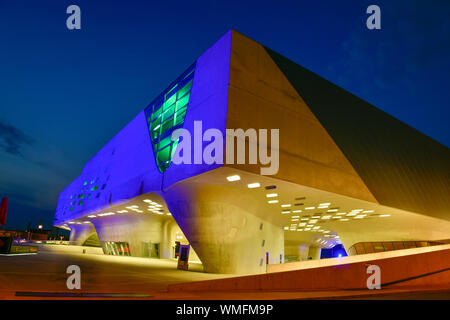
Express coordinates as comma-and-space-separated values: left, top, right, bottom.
168, 245, 450, 292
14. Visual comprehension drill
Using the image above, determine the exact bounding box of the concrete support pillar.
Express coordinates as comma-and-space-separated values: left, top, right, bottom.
299, 244, 310, 261
164, 182, 284, 274
308, 246, 322, 260
161, 220, 174, 259
69, 224, 95, 246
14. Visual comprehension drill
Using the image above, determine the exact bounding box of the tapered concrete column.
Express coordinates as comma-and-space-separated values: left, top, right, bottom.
161, 220, 175, 259
163, 181, 284, 274
299, 244, 310, 261
308, 246, 322, 260
69, 224, 95, 246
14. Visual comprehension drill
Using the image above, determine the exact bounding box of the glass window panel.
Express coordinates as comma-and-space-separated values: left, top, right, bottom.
177, 80, 193, 99
176, 94, 190, 110
144, 63, 195, 172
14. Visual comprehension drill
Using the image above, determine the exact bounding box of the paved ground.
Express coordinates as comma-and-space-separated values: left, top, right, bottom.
0, 245, 228, 299
0, 245, 448, 300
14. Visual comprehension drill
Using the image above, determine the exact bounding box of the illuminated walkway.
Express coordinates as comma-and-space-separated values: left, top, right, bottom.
0, 244, 228, 299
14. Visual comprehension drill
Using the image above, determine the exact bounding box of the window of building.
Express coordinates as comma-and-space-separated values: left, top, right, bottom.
144, 64, 196, 172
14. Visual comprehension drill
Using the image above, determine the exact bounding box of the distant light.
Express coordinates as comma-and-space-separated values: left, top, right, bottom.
266, 193, 278, 198
166, 213, 172, 216
226, 175, 240, 182
38, 225, 43, 229
338, 254, 342, 258
247, 182, 260, 189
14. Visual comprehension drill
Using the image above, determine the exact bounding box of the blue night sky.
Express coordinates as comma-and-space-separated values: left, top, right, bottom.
0, 0, 449, 230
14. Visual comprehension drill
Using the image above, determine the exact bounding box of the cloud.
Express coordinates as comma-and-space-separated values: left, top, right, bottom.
0, 120, 35, 156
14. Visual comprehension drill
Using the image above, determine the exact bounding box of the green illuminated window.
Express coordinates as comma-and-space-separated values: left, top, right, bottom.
145, 64, 195, 172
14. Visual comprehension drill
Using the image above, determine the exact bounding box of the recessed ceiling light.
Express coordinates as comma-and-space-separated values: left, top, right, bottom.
312, 215, 321, 219
363, 210, 374, 213
226, 175, 240, 182
266, 193, 278, 198
247, 182, 260, 189
87, 215, 96, 218
297, 229, 303, 232
323, 230, 330, 233
318, 206, 329, 209
299, 223, 306, 227
332, 216, 341, 219
143, 199, 152, 203
327, 209, 338, 212
306, 224, 313, 227
292, 216, 300, 218
380, 214, 391, 217
321, 215, 332, 219
281, 204, 291, 208
268, 200, 279, 204
347, 212, 357, 216
305, 207, 315, 210
340, 218, 349, 221
336, 212, 346, 215
309, 219, 318, 223
292, 210, 302, 213
281, 210, 290, 214
291, 218, 299, 221
304, 228, 311, 231
313, 226, 320, 230
283, 227, 289, 230
319, 203, 331, 206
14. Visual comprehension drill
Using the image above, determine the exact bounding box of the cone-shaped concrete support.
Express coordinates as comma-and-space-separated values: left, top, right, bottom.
164, 179, 284, 274
69, 224, 96, 245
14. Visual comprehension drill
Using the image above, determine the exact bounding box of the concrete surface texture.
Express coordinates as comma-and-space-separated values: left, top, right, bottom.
168, 244, 450, 292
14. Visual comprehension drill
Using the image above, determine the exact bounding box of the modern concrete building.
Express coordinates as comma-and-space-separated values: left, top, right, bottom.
54, 30, 450, 274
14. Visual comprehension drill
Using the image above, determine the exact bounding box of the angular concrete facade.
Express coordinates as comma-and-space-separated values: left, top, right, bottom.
54, 30, 450, 274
